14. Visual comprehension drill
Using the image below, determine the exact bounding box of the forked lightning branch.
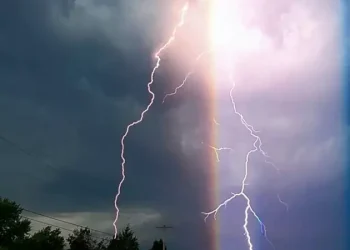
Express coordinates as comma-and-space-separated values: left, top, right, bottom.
113, 2, 286, 250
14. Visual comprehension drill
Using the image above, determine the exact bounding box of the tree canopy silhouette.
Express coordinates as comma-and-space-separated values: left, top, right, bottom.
150, 239, 166, 250
0, 197, 31, 249
67, 228, 98, 250
107, 225, 139, 250
0, 197, 163, 250
25, 226, 65, 250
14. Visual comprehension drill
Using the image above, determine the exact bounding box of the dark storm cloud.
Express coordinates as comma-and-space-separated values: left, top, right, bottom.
1, 0, 348, 250
0, 3, 217, 250
0, 0, 209, 239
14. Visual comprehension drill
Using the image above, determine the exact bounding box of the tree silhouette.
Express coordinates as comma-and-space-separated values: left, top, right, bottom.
107, 225, 139, 250
0, 197, 164, 250
27, 226, 65, 250
150, 239, 166, 250
67, 228, 97, 250
96, 238, 109, 250
0, 197, 31, 249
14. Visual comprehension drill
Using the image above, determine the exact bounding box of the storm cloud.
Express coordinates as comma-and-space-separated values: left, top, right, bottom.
0, 0, 348, 250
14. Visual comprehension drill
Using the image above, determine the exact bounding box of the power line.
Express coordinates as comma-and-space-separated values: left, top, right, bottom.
23, 208, 113, 237
22, 216, 107, 241
0, 135, 35, 157
0, 134, 59, 171
0, 135, 114, 238
23, 216, 74, 233
0, 134, 112, 205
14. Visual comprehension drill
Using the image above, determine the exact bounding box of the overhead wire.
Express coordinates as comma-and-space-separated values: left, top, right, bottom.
0, 134, 114, 216
22, 215, 108, 241
0, 135, 114, 238
23, 208, 113, 237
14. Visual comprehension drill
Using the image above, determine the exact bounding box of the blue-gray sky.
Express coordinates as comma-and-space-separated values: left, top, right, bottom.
0, 0, 348, 250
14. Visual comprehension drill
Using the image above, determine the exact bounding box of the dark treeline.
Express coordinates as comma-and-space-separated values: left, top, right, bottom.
0, 197, 165, 250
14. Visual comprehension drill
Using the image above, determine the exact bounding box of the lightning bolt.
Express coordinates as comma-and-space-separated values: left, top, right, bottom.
162, 50, 212, 103
265, 158, 281, 174
208, 145, 234, 162
112, 1, 287, 249
277, 194, 289, 212
199, 141, 234, 162
159, 12, 281, 250
113, 2, 189, 238
201, 73, 277, 250
213, 118, 220, 125
163, 55, 278, 249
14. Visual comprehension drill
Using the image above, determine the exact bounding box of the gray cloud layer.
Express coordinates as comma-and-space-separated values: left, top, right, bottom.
0, 0, 348, 250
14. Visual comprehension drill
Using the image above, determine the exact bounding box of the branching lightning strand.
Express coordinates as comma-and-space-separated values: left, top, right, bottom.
208, 145, 234, 162
162, 50, 212, 103
112, 2, 288, 249
160, 19, 280, 250
201, 73, 276, 250
277, 194, 289, 212
113, 2, 189, 238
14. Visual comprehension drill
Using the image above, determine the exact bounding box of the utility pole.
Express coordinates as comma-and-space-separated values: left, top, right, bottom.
155, 225, 173, 250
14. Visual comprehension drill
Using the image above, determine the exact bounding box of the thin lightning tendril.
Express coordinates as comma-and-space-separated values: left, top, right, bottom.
199, 142, 234, 163
208, 145, 234, 162
113, 2, 189, 238
265, 158, 280, 174
213, 118, 220, 125
277, 194, 289, 212
162, 50, 211, 103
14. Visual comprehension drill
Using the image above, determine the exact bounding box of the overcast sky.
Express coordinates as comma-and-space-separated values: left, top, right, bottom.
0, 0, 349, 250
